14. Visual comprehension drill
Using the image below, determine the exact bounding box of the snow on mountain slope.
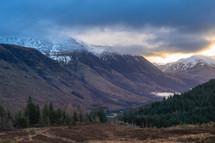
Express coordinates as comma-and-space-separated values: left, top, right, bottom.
0, 37, 112, 63
158, 55, 215, 72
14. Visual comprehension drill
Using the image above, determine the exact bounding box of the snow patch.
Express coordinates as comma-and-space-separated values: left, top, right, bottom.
159, 55, 215, 72
50, 55, 72, 64
0, 37, 114, 64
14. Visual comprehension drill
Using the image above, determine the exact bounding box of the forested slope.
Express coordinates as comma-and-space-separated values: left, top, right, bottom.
119, 79, 215, 128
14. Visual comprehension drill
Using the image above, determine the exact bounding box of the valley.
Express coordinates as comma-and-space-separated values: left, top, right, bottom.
0, 42, 198, 111
1, 1, 215, 143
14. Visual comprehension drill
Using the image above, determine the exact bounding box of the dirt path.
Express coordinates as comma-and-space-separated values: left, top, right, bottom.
15, 127, 76, 143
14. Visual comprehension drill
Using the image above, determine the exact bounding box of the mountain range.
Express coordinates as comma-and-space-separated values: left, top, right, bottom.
157, 55, 215, 84
0, 37, 212, 111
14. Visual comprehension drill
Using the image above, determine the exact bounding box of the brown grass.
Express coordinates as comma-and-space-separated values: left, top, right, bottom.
0, 123, 215, 143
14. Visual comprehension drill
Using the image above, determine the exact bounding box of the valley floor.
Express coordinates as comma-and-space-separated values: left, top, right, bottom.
0, 123, 215, 143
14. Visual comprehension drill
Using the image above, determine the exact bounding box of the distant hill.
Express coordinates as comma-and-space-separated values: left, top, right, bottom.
0, 44, 197, 111
157, 55, 215, 84
119, 78, 215, 128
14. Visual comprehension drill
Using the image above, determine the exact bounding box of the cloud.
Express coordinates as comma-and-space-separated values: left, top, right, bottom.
1, 0, 215, 34
72, 26, 210, 56
0, 0, 214, 57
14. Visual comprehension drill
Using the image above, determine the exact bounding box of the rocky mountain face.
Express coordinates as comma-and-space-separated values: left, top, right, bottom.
157, 55, 215, 84
0, 37, 198, 111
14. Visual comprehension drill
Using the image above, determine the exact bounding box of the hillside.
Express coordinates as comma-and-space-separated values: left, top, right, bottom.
64, 52, 197, 94
0, 37, 198, 92
0, 44, 156, 111
119, 78, 215, 128
0, 44, 198, 111
0, 44, 82, 111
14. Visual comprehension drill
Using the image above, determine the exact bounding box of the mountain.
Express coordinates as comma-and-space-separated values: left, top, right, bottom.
65, 52, 197, 94
0, 37, 197, 92
0, 37, 113, 63
0, 37, 89, 54
1, 43, 160, 111
119, 78, 215, 128
157, 55, 215, 84
0, 38, 198, 111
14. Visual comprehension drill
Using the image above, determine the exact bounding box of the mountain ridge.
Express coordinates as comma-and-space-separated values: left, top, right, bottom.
158, 55, 215, 72
0, 37, 114, 63
157, 55, 215, 84
0, 44, 197, 111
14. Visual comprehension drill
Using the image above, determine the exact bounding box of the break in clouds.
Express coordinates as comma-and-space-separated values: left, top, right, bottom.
0, 0, 215, 56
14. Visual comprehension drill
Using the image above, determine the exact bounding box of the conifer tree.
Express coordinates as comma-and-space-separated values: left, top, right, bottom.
98, 108, 107, 123
40, 104, 50, 126
25, 96, 40, 125
14, 112, 28, 129
49, 103, 56, 125
36, 104, 41, 124
64, 114, 71, 127
0, 105, 6, 130
56, 108, 63, 122
77, 106, 84, 122
72, 111, 78, 125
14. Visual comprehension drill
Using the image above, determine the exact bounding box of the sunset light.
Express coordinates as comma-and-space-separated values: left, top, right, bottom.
202, 44, 215, 56
146, 53, 193, 65
1, 0, 215, 140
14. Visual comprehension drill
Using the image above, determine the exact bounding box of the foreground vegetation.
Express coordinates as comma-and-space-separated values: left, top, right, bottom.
0, 96, 107, 130
0, 123, 215, 143
118, 79, 215, 128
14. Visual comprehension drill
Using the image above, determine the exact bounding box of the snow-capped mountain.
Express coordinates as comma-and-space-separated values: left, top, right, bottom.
158, 55, 215, 72
0, 37, 113, 63
0, 43, 198, 111
157, 55, 215, 84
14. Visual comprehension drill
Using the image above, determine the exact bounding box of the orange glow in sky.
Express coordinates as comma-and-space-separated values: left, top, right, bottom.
201, 44, 215, 56
146, 44, 215, 64
146, 53, 193, 65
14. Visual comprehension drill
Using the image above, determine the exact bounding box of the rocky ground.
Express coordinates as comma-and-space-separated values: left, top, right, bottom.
0, 123, 215, 143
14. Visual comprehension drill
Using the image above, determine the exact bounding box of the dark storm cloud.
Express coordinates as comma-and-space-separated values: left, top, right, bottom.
146, 32, 210, 54
107, 29, 210, 56
0, 0, 214, 55
1, 0, 215, 34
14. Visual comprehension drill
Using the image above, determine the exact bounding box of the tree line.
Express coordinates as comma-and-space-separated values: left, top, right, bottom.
118, 79, 215, 128
0, 96, 107, 130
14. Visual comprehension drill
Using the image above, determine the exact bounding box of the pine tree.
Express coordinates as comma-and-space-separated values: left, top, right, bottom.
72, 112, 78, 125
25, 96, 40, 125
49, 103, 56, 125
63, 111, 66, 120
64, 114, 71, 127
0, 105, 6, 130
14, 112, 28, 129
56, 108, 63, 122
77, 106, 84, 122
98, 108, 107, 123
0, 106, 5, 118
36, 104, 41, 124
40, 104, 50, 126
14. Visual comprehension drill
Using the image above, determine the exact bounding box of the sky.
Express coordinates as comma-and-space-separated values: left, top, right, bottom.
1, 0, 215, 64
